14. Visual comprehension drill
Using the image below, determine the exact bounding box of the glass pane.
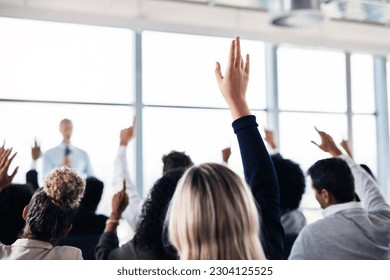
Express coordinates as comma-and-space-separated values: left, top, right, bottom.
143, 107, 266, 195
279, 112, 348, 218
351, 54, 375, 113
0, 17, 133, 104
352, 115, 377, 178
143, 31, 266, 109
278, 47, 346, 112
0, 102, 134, 215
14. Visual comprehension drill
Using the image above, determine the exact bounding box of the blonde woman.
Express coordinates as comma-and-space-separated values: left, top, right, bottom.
167, 37, 284, 260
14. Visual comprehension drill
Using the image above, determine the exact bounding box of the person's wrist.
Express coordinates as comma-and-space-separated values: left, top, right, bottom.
110, 212, 121, 220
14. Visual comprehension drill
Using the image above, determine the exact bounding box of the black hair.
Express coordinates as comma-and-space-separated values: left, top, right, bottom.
133, 169, 184, 259
308, 158, 355, 203
162, 151, 193, 175
0, 184, 34, 245
271, 154, 305, 213
80, 177, 104, 213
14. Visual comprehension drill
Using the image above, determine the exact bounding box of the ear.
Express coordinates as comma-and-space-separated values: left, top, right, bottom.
63, 224, 73, 237
321, 189, 331, 205
22, 205, 29, 221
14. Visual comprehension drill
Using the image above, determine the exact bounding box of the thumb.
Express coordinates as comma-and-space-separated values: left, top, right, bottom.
215, 62, 223, 82
311, 141, 320, 147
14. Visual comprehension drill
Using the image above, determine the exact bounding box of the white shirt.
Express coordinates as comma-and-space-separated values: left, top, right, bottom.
0, 239, 82, 260
113, 146, 143, 230
42, 143, 94, 179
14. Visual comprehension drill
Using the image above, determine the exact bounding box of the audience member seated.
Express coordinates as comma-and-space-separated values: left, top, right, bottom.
112, 117, 193, 231
263, 129, 306, 259
0, 183, 34, 246
0, 154, 86, 259
289, 128, 390, 259
58, 177, 107, 259
167, 37, 284, 260
95, 169, 183, 260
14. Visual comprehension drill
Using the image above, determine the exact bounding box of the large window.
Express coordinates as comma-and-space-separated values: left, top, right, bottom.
351, 54, 377, 174
0, 18, 135, 217
142, 31, 267, 194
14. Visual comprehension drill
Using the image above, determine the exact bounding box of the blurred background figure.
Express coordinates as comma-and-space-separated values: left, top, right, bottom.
42, 119, 93, 179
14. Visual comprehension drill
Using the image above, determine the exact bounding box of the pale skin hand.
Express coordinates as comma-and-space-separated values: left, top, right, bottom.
340, 139, 353, 158
264, 129, 277, 150
105, 180, 129, 233
31, 139, 42, 160
222, 147, 231, 163
215, 36, 251, 120
311, 127, 343, 157
0, 147, 19, 192
120, 116, 137, 146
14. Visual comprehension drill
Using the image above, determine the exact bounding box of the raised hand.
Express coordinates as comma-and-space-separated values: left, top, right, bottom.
0, 147, 19, 192
340, 139, 353, 158
222, 147, 231, 164
110, 180, 129, 220
264, 129, 277, 150
120, 116, 137, 146
311, 127, 342, 157
32, 138, 42, 160
215, 36, 251, 120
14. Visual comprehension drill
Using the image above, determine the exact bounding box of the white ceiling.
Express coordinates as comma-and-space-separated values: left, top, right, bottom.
0, 0, 389, 56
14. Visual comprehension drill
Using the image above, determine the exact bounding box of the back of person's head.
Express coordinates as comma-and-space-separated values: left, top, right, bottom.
308, 158, 355, 204
22, 167, 85, 244
271, 154, 305, 213
162, 151, 193, 175
80, 177, 104, 213
167, 163, 265, 260
134, 169, 184, 259
0, 184, 34, 245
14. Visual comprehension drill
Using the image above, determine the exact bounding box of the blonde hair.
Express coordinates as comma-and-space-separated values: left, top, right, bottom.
167, 163, 265, 260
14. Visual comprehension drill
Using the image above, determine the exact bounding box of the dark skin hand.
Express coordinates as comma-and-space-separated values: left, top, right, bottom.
0, 147, 18, 192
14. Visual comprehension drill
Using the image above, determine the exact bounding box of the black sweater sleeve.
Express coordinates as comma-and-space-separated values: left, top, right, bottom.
232, 115, 284, 260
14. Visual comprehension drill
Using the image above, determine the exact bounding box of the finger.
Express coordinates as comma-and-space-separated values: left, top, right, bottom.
6, 152, 17, 167
1, 140, 5, 149
227, 39, 235, 69
244, 54, 250, 75
122, 179, 126, 192
215, 62, 223, 81
0, 149, 11, 166
9, 166, 18, 181
311, 141, 320, 147
240, 56, 244, 69
234, 36, 241, 68
34, 138, 37, 147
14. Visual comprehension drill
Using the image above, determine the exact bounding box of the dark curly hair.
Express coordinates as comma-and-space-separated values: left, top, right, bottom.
133, 169, 184, 259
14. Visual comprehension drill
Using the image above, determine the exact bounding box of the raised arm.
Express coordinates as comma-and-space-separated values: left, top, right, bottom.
312, 127, 390, 212
215, 37, 284, 260
113, 117, 143, 230
0, 147, 18, 193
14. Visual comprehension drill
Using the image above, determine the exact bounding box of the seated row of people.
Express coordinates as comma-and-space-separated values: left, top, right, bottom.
1, 37, 389, 260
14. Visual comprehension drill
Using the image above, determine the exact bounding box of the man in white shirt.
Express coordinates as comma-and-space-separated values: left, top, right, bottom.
42, 119, 93, 179
289, 128, 390, 260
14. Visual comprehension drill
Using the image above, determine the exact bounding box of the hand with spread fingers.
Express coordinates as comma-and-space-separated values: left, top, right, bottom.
215, 36, 251, 120
0, 147, 19, 192
311, 127, 343, 157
